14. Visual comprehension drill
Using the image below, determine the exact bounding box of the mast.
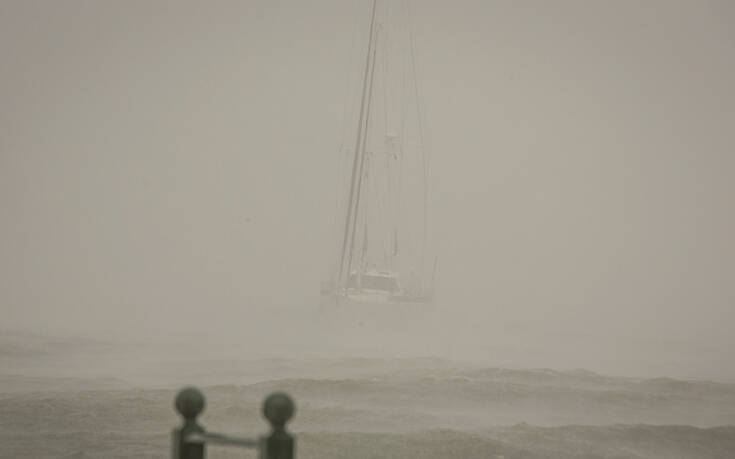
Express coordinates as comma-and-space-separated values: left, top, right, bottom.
337, 0, 378, 288
347, 25, 379, 281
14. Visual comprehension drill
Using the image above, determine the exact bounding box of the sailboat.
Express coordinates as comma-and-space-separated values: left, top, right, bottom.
321, 0, 435, 310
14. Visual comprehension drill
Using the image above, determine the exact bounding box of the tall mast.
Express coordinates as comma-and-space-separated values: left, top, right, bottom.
347, 26, 379, 277
337, 0, 378, 287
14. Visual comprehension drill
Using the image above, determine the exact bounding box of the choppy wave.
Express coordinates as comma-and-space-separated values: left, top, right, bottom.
2, 333, 735, 458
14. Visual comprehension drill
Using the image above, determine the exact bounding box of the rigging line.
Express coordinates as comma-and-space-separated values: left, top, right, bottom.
385, 140, 399, 253
370, 154, 390, 267
384, 3, 401, 258
337, 0, 365, 155
378, 155, 393, 264
406, 0, 429, 277
338, 0, 378, 285
346, 17, 380, 277
381, 4, 391, 140
399, 0, 407, 157
331, 0, 364, 277
382, 28, 390, 143
341, 0, 365, 146
395, 0, 408, 251
384, 145, 393, 254
361, 154, 371, 266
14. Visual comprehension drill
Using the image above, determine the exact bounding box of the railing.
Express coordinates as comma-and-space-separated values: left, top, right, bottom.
172, 387, 295, 459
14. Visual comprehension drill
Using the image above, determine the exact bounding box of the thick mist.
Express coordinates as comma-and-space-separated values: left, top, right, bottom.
2, 0, 735, 381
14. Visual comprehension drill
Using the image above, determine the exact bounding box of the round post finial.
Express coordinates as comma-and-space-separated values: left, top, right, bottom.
262, 392, 295, 427
175, 386, 205, 421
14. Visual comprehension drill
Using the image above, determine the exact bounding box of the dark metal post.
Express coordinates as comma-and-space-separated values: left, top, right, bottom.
172, 387, 296, 459
262, 392, 296, 459
172, 387, 205, 459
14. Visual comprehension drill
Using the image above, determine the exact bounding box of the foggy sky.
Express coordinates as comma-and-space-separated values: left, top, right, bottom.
1, 1, 734, 378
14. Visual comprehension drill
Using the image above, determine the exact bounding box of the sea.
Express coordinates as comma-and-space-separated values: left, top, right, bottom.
2, 309, 734, 459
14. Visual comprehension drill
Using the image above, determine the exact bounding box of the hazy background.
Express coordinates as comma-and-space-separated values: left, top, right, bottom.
2, 0, 734, 380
